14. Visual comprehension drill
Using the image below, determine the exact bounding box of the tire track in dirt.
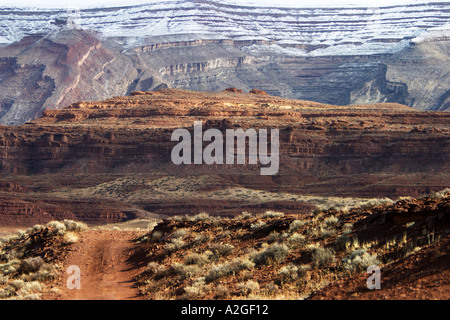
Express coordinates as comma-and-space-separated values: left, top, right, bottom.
51, 230, 145, 300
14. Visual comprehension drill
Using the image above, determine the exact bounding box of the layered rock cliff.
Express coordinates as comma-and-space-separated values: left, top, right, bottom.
0, 89, 448, 226
0, 29, 137, 125
0, 1, 449, 124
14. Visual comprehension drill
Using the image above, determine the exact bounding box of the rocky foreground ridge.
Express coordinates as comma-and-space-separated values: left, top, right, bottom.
0, 89, 448, 226
128, 191, 450, 300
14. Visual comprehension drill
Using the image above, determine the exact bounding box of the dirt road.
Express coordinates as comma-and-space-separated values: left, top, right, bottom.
49, 230, 145, 300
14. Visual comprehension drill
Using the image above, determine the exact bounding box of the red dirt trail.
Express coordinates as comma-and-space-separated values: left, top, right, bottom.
48, 230, 145, 300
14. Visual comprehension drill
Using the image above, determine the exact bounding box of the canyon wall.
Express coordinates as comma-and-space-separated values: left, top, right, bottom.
2, 29, 448, 125
0, 89, 448, 225
0, 29, 137, 125
0, 1, 449, 124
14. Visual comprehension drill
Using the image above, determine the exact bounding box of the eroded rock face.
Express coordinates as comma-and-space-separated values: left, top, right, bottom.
0, 89, 448, 225
131, 40, 450, 111
0, 194, 136, 227
0, 24, 449, 125
0, 29, 137, 125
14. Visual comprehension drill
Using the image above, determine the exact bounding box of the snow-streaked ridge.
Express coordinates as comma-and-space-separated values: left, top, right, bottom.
0, 0, 449, 56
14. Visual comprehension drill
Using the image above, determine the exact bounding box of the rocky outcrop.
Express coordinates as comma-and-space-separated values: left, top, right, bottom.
0, 194, 137, 227
0, 28, 137, 125
383, 40, 450, 111
131, 46, 396, 106
130, 39, 450, 109
307, 191, 450, 300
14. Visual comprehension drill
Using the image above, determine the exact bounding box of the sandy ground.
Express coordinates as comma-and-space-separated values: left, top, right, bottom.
0, 227, 23, 239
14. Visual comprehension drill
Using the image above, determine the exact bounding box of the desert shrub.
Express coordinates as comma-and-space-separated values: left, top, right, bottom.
17, 281, 42, 295
163, 238, 185, 254
278, 264, 298, 283
26, 225, 45, 235
191, 234, 210, 246
286, 233, 305, 249
209, 244, 234, 260
182, 278, 207, 299
192, 212, 210, 222
236, 212, 253, 220
342, 223, 353, 235
0, 259, 20, 275
263, 211, 284, 218
428, 188, 450, 200
263, 282, 278, 295
172, 228, 189, 239
184, 253, 209, 266
170, 263, 201, 280
10, 279, 25, 290
214, 284, 229, 298
305, 242, 320, 252
234, 258, 255, 271
49, 287, 61, 295
0, 222, 75, 300
2, 277, 45, 300
145, 262, 160, 273
150, 231, 163, 242
172, 215, 189, 222
153, 265, 170, 280
182, 284, 205, 299
20, 293, 41, 300
360, 198, 393, 210
341, 249, 380, 273
250, 221, 267, 232
311, 247, 335, 269
297, 264, 311, 278
251, 243, 289, 266
312, 208, 324, 215
46, 221, 66, 236
324, 216, 338, 227
205, 258, 254, 283
0, 286, 14, 299
288, 220, 305, 232
320, 228, 336, 238
348, 236, 360, 251
63, 232, 79, 245
205, 263, 230, 283
268, 231, 281, 243
20, 263, 57, 282
236, 280, 260, 296
63, 220, 88, 232
306, 227, 319, 237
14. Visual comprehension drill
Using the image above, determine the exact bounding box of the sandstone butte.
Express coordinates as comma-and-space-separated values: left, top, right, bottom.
0, 88, 448, 227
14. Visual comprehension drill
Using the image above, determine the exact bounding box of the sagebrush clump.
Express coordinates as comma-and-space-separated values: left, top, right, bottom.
205, 258, 255, 283
341, 249, 381, 273
0, 220, 87, 300
311, 247, 335, 269
251, 243, 289, 266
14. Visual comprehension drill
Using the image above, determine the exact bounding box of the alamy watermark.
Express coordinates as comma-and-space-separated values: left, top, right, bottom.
171, 121, 279, 175
66, 265, 81, 290
366, 265, 381, 290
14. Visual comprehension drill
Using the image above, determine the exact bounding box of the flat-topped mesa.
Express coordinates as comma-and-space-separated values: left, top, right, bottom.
34, 88, 438, 132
